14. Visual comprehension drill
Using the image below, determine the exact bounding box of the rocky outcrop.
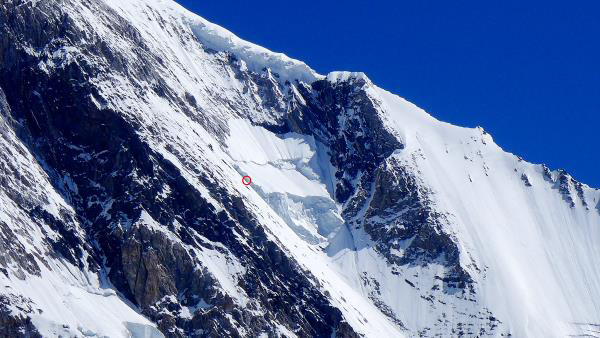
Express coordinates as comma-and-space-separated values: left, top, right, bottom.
554, 169, 589, 209
261, 75, 402, 203
521, 173, 533, 187
0, 295, 41, 338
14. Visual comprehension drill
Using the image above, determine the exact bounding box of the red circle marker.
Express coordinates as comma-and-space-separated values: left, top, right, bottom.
242, 176, 252, 186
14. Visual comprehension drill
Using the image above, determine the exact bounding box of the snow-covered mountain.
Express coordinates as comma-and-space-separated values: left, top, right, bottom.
1, 0, 599, 337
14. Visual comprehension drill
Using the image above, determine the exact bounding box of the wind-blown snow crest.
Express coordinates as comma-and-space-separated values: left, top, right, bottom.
102, 0, 321, 84
326, 71, 371, 84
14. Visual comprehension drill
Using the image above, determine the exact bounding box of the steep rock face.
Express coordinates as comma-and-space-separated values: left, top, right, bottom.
268, 75, 403, 203
360, 157, 469, 288
0, 0, 599, 337
0, 295, 41, 338
0, 1, 356, 337
0, 90, 45, 338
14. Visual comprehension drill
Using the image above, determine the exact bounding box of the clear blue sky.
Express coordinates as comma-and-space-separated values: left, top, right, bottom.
176, 0, 599, 188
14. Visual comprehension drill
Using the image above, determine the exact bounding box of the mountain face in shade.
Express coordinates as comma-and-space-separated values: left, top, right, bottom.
1, 1, 599, 337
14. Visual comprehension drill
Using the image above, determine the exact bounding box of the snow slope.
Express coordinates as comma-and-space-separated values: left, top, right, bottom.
377, 87, 600, 336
